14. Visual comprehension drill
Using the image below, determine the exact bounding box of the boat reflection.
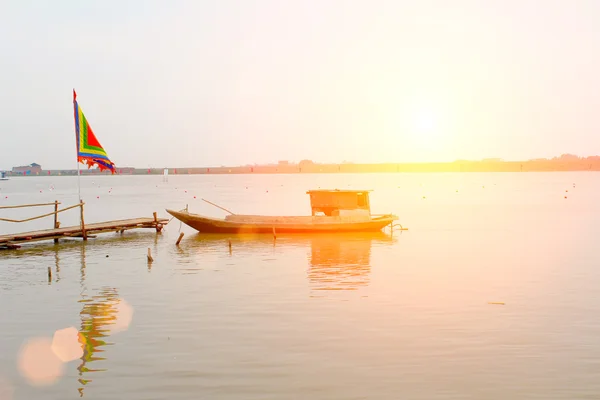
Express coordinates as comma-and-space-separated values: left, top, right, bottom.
308, 232, 392, 291
189, 231, 396, 292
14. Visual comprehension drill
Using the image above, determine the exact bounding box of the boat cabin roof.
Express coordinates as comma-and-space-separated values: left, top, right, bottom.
306, 189, 372, 214
306, 189, 372, 194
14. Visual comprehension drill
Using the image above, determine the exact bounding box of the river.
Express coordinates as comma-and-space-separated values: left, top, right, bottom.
0, 172, 599, 399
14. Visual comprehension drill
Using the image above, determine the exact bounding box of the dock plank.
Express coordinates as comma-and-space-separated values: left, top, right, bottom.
0, 217, 169, 245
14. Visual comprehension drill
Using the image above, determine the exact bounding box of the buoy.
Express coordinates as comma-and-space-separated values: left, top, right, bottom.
564, 196, 567, 199
565, 190, 568, 193
96, 196, 99, 199
193, 196, 196, 199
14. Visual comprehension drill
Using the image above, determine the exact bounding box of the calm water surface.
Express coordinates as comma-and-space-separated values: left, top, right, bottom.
1, 173, 600, 399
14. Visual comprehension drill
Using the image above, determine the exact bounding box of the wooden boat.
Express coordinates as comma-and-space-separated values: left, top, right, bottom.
166, 189, 398, 234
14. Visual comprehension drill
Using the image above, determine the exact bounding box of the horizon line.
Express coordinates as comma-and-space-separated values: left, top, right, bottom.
4, 154, 600, 172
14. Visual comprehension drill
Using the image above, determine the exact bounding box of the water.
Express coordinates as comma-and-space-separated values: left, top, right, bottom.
1, 172, 599, 399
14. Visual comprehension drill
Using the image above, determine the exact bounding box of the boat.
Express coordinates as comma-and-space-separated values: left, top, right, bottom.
166, 189, 399, 234
0, 171, 8, 181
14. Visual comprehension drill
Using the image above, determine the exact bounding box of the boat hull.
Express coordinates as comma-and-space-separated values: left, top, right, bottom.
166, 209, 396, 234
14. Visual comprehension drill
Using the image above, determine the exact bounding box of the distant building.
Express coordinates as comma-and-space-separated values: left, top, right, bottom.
117, 167, 135, 174
299, 159, 314, 168
12, 163, 42, 175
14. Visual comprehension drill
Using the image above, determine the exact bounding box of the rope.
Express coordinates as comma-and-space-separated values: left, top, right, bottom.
0, 202, 61, 210
0, 203, 83, 223
389, 223, 408, 233
167, 206, 188, 225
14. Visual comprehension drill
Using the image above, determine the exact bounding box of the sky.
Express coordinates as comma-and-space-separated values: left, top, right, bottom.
1, 0, 600, 169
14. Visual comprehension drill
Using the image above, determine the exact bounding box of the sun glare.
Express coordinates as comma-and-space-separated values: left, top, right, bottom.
413, 109, 437, 138
396, 101, 451, 161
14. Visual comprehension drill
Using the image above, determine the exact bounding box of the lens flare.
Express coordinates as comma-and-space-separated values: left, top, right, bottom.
17, 337, 64, 386
51, 327, 84, 363
106, 299, 134, 334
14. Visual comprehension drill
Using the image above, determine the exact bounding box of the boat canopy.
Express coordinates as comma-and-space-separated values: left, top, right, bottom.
306, 189, 371, 216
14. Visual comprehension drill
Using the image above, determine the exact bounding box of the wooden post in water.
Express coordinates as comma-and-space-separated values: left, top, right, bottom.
80, 200, 87, 240
153, 212, 163, 232
152, 211, 162, 233
47, 267, 52, 281
53, 201, 59, 243
176, 232, 184, 246
147, 248, 154, 263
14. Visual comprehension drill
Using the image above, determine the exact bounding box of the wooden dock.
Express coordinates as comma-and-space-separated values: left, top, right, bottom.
0, 201, 169, 249
0, 217, 169, 249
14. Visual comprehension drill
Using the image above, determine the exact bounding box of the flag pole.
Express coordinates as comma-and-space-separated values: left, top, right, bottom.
73, 89, 82, 202
76, 158, 82, 202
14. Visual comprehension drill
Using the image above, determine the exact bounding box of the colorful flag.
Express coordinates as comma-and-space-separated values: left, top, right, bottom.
73, 90, 116, 174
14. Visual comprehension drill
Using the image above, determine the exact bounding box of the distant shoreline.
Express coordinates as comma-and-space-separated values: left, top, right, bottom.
5, 159, 600, 176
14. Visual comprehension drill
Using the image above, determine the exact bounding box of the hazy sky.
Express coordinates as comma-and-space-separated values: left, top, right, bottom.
1, 0, 600, 169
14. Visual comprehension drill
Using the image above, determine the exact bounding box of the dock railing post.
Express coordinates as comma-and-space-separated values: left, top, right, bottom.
53, 200, 59, 243
80, 200, 87, 241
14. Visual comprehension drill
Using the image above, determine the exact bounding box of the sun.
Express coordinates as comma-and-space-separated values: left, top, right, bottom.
413, 109, 437, 137
408, 107, 447, 151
